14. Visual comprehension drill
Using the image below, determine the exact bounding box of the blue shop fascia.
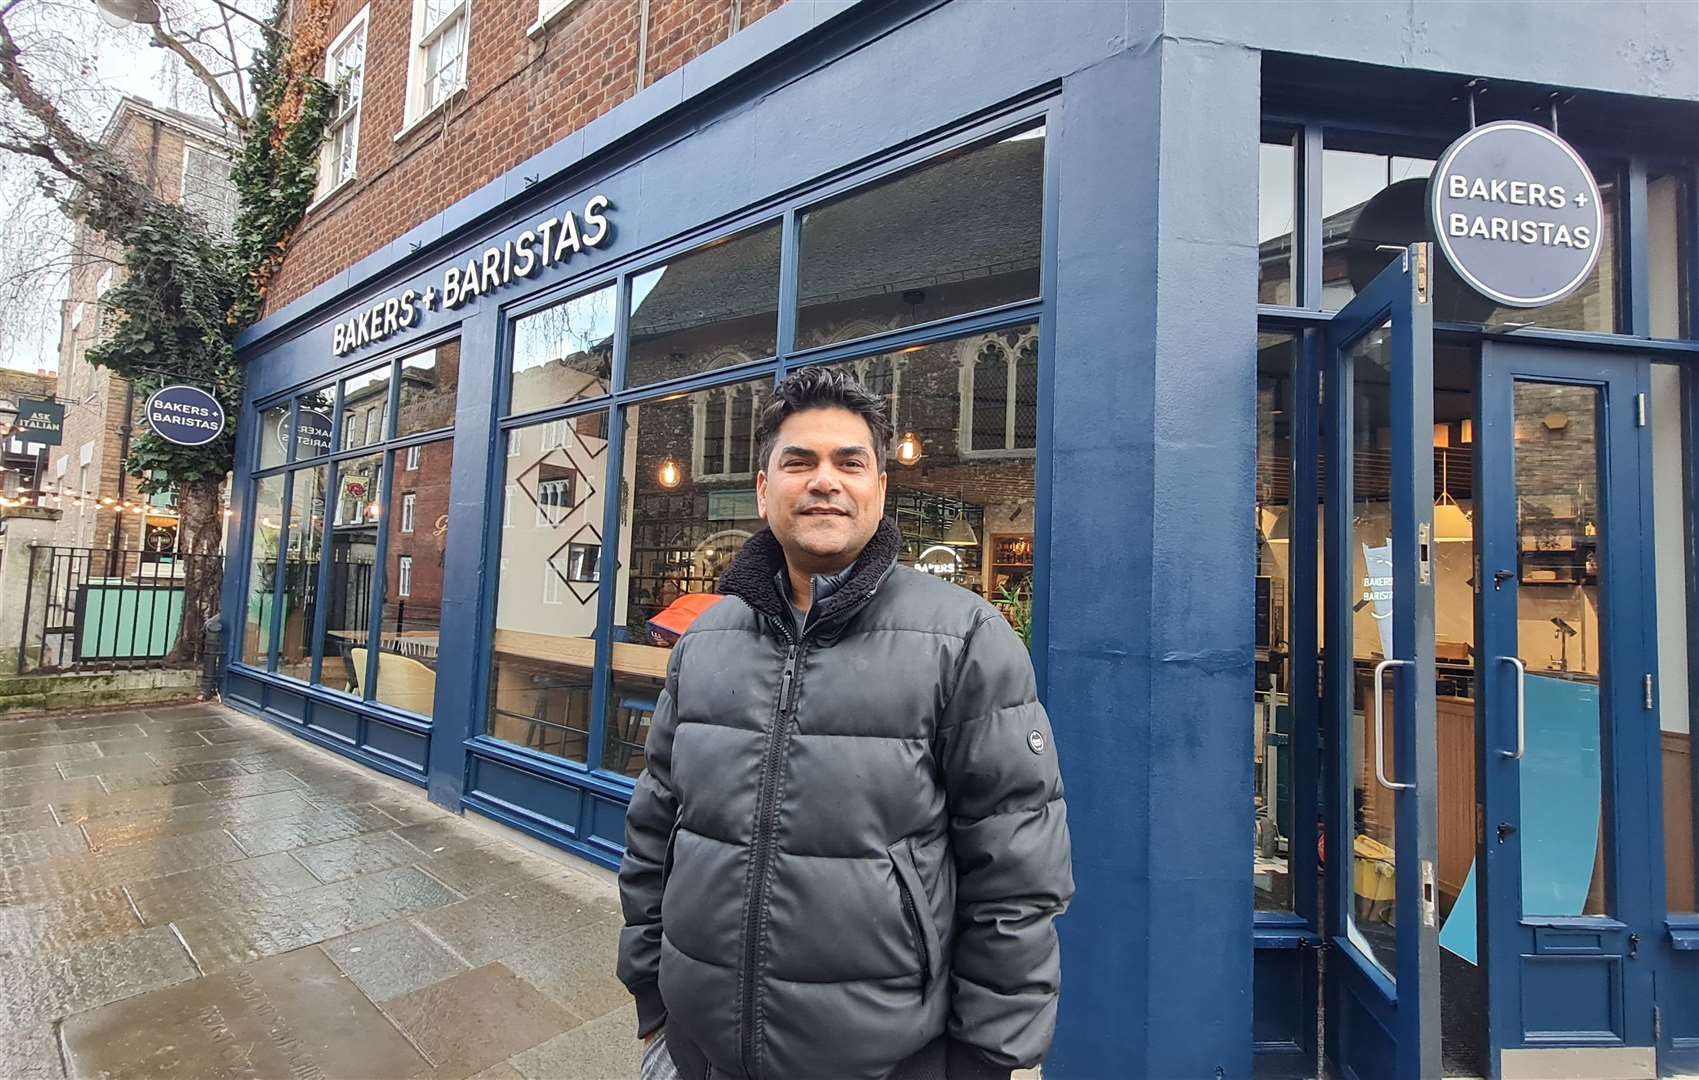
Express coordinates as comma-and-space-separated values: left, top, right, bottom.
227, 2, 1699, 1076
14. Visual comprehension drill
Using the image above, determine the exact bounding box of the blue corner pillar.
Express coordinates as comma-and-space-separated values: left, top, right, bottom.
1045, 31, 1258, 1080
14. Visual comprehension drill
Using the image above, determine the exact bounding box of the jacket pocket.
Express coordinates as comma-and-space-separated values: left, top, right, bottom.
661, 815, 683, 889
889, 840, 940, 995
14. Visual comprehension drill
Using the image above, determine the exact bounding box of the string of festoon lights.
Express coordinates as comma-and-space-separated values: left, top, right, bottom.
0, 477, 234, 518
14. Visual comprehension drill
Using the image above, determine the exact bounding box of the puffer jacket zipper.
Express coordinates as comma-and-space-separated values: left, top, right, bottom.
740, 618, 802, 1079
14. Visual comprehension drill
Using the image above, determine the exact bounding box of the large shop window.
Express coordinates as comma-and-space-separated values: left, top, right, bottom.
626, 221, 780, 389
602, 329, 1040, 778
244, 340, 460, 721
510, 283, 614, 414
486, 408, 614, 763
795, 126, 1044, 350
479, 116, 1047, 780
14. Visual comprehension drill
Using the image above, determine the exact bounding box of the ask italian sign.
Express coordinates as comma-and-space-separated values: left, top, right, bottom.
13, 398, 64, 446
332, 194, 613, 357
1429, 120, 1603, 309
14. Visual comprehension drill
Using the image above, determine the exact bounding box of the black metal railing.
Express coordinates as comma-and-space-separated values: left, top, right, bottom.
19, 547, 225, 673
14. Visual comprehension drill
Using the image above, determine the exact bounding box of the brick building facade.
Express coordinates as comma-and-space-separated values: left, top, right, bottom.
49, 98, 239, 551
267, 0, 790, 314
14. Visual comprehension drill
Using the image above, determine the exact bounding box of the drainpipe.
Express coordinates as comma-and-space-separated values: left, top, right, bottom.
635, 0, 650, 90
109, 379, 134, 576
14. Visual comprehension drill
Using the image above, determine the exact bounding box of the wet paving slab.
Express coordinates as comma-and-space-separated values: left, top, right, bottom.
0, 828, 248, 905
61, 945, 434, 1080
173, 863, 463, 973
380, 961, 580, 1078
0, 776, 106, 812
0, 885, 142, 956
125, 850, 324, 925
0, 723, 146, 752
0, 923, 199, 1026
81, 790, 318, 850
292, 829, 433, 884
0, 821, 90, 867
0, 703, 633, 1080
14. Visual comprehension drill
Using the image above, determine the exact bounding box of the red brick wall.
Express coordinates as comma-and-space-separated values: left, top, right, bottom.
265, 0, 791, 313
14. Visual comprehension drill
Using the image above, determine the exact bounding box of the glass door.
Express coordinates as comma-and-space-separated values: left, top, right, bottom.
1322, 245, 1441, 1080
1476, 343, 1659, 1078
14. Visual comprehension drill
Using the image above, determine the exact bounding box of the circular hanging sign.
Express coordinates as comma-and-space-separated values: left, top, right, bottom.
145, 385, 226, 447
1429, 120, 1603, 309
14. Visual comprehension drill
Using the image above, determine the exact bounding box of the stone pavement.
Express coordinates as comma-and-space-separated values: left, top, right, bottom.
0, 701, 640, 1080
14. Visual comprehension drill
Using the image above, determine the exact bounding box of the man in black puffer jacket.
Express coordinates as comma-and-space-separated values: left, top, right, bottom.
617, 367, 1072, 1080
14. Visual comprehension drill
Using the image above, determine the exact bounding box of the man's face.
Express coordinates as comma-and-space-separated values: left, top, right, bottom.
756, 406, 887, 569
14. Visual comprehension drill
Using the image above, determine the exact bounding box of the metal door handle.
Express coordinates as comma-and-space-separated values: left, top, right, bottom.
1372, 658, 1414, 791
1498, 655, 1526, 760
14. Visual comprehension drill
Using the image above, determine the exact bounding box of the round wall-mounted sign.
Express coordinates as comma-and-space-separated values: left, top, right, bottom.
1429, 120, 1603, 309
145, 386, 226, 447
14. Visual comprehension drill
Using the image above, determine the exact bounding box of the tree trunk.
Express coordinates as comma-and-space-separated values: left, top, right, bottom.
173, 476, 225, 667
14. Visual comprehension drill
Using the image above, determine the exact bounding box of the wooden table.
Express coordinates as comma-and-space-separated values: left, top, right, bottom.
326, 629, 671, 681
492, 630, 670, 681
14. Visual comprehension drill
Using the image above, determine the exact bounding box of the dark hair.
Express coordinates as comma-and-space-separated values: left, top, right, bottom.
755, 366, 893, 473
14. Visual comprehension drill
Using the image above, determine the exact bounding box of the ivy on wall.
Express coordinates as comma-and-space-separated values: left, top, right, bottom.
86, 0, 335, 522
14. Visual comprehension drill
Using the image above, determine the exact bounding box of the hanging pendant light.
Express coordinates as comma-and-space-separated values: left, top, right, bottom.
657, 459, 683, 489
1434, 448, 1472, 543
941, 495, 978, 548
894, 432, 923, 467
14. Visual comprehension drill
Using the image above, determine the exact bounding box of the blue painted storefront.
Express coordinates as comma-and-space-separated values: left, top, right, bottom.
228, 2, 1699, 1075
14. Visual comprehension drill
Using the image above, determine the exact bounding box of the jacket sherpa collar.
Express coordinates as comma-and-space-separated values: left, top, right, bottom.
719, 518, 901, 632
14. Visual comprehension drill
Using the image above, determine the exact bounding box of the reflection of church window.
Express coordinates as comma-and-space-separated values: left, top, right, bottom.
536, 472, 575, 527
849, 355, 902, 428
695, 384, 762, 478
961, 331, 1038, 454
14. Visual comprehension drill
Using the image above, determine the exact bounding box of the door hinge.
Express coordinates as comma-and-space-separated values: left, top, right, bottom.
1629, 931, 1642, 959
1655, 1004, 1663, 1041
1416, 243, 1430, 305
1646, 673, 1655, 710
1637, 392, 1648, 427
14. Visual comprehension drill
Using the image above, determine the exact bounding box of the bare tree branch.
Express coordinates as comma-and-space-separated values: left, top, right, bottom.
148, 25, 244, 131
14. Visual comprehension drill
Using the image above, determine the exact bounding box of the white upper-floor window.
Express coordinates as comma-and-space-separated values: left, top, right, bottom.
397, 554, 413, 598
405, 0, 468, 127
400, 492, 416, 533
320, 8, 369, 194
180, 145, 238, 235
